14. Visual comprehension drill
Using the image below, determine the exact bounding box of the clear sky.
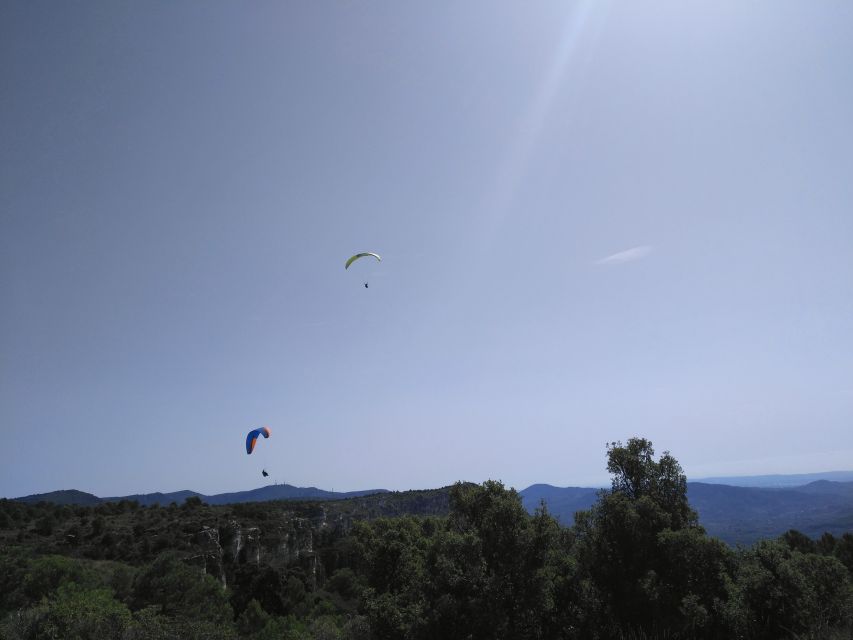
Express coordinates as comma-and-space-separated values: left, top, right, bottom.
2, 1, 852, 498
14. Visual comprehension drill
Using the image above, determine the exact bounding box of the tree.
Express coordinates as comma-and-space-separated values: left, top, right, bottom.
229, 564, 307, 618
3, 584, 131, 640
182, 496, 204, 510
34, 513, 56, 536
124, 606, 238, 640
235, 598, 272, 636
816, 532, 837, 555
91, 516, 106, 537
132, 551, 232, 625
835, 533, 853, 574
781, 529, 816, 554
357, 518, 428, 639
606, 438, 695, 529
326, 567, 362, 600
655, 527, 733, 636
420, 481, 562, 639
722, 540, 853, 639
22, 555, 97, 602
573, 438, 708, 635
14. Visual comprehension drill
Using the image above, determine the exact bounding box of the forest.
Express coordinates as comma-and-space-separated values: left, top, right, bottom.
1, 439, 852, 640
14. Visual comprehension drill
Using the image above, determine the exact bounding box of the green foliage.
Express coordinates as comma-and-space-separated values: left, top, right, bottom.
654, 528, 732, 636
816, 531, 837, 555
182, 496, 205, 510
341, 615, 371, 640
22, 555, 99, 602
325, 567, 362, 600
34, 513, 56, 536
3, 439, 852, 639
781, 528, 816, 554
835, 532, 853, 573
606, 438, 696, 529
573, 438, 708, 634
124, 606, 238, 640
91, 515, 106, 537
236, 599, 272, 636
104, 561, 137, 603
308, 615, 343, 640
0, 549, 31, 614
230, 564, 308, 619
132, 551, 233, 624
2, 584, 131, 640
719, 540, 853, 639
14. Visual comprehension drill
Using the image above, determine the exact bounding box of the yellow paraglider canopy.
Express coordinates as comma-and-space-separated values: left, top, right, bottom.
345, 252, 381, 269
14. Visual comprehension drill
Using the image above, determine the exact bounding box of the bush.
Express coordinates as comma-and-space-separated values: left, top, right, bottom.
34, 514, 55, 536
22, 555, 97, 602
132, 552, 233, 624
2, 584, 131, 640
326, 568, 361, 599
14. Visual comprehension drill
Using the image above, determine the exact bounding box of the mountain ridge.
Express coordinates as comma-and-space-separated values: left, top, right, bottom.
521, 480, 853, 545
13, 478, 853, 546
14, 470, 853, 505
14, 484, 389, 507
693, 470, 853, 487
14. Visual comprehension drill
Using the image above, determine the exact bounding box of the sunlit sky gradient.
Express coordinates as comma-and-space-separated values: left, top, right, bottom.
2, 1, 852, 498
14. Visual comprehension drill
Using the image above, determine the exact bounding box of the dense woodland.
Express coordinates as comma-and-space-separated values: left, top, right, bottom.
1, 439, 852, 640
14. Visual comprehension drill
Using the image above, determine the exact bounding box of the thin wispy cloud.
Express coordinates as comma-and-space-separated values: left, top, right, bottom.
596, 245, 652, 265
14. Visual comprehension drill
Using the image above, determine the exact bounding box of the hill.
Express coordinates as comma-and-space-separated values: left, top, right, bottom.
15, 484, 388, 507
14, 489, 102, 506
16, 480, 853, 547
518, 484, 598, 524
202, 485, 387, 505
694, 470, 853, 487
688, 481, 853, 545
521, 480, 853, 545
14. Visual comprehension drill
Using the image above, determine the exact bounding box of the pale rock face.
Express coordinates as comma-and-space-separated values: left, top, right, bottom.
225, 520, 242, 562
184, 511, 335, 591
192, 526, 226, 587
244, 527, 262, 566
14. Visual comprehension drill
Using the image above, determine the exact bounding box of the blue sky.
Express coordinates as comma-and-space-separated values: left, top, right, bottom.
2, 1, 852, 498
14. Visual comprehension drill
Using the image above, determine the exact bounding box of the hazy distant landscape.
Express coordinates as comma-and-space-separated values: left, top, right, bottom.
16, 472, 853, 547
693, 471, 853, 487
3, 441, 853, 639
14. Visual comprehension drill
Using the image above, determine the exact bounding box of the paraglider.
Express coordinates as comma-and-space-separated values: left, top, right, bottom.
345, 252, 381, 289
246, 427, 272, 479
345, 252, 381, 269
246, 426, 271, 454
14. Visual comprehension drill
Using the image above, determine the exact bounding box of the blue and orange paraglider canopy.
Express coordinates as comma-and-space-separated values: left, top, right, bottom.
246, 427, 271, 455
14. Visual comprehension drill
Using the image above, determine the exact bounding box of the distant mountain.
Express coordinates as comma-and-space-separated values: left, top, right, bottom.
17, 480, 853, 548
687, 481, 853, 545
788, 479, 853, 498
15, 489, 102, 506
520, 480, 853, 546
105, 490, 204, 507
201, 485, 387, 505
15, 484, 388, 507
518, 484, 598, 524
693, 471, 853, 487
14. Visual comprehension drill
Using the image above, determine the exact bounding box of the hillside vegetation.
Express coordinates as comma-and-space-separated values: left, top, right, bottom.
1, 439, 852, 639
